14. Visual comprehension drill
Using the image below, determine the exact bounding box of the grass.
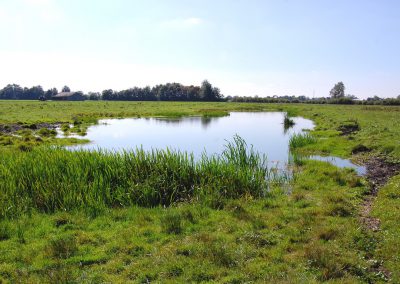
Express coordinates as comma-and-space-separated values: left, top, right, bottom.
289, 132, 317, 149
0, 136, 276, 218
0, 101, 399, 282
0, 161, 379, 282
2, 101, 399, 159
372, 175, 400, 283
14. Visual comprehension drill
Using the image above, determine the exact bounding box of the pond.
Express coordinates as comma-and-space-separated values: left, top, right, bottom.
69, 112, 310, 165
67, 112, 365, 174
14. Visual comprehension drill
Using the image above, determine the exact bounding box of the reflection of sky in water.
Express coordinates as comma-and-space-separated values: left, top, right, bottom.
70, 112, 314, 164
309, 155, 366, 176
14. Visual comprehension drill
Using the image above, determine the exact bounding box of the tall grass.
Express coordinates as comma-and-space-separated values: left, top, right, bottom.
289, 133, 317, 149
0, 135, 277, 218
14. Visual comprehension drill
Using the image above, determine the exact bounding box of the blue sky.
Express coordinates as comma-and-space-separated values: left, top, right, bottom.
0, 0, 399, 98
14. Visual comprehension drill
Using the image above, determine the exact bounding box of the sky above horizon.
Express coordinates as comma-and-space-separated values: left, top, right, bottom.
0, 0, 399, 98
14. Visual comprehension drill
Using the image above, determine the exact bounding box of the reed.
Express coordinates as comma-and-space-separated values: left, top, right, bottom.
289, 132, 317, 149
283, 113, 295, 129
0, 136, 279, 218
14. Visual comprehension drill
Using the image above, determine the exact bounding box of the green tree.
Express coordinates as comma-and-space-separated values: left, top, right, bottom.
62, 86, 71, 92
199, 80, 213, 100
199, 80, 221, 101
329, 82, 345, 98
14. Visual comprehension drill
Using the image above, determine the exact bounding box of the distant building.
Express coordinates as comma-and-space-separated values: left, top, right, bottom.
52, 92, 85, 101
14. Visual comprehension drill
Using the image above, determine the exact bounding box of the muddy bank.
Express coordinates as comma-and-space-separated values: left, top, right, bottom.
0, 122, 60, 134
365, 157, 400, 195
359, 156, 400, 231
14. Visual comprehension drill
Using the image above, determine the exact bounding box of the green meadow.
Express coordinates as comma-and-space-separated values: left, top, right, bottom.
0, 101, 399, 283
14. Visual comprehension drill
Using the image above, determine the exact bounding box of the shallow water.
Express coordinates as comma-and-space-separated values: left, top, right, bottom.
69, 112, 312, 165
67, 112, 365, 174
309, 155, 366, 176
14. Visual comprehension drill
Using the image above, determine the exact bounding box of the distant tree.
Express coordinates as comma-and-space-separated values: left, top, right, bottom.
212, 86, 222, 100
23, 85, 44, 100
102, 89, 114, 100
62, 85, 71, 92
199, 80, 213, 100
0, 84, 24, 99
329, 82, 345, 98
346, 94, 357, 100
45, 88, 58, 99
199, 80, 222, 101
88, 92, 101, 100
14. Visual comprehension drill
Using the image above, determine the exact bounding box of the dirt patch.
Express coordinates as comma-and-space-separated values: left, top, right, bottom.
337, 120, 360, 136
360, 157, 400, 231
365, 157, 400, 195
351, 144, 370, 154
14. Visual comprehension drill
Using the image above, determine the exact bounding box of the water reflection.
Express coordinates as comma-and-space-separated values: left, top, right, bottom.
65, 112, 367, 176
69, 112, 314, 168
309, 155, 366, 175
153, 116, 218, 128
288, 153, 366, 176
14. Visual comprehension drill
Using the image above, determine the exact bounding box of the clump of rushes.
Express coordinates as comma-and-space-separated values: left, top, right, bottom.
283, 113, 295, 129
289, 133, 317, 149
60, 124, 70, 133
38, 128, 57, 137
0, 135, 276, 218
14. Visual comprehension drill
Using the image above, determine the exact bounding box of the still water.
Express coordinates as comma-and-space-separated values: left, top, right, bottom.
71, 112, 312, 164
68, 112, 365, 174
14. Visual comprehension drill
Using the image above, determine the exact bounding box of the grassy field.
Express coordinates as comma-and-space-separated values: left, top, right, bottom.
0, 100, 399, 283
1, 100, 399, 159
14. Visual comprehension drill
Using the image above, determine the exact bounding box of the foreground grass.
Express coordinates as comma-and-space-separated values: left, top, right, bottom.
372, 175, 400, 282
1, 160, 381, 283
0, 136, 273, 218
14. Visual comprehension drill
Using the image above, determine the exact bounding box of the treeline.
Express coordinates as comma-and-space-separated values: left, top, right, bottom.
0, 85, 58, 100
228, 95, 400, 105
0, 80, 223, 102
1, 80, 399, 105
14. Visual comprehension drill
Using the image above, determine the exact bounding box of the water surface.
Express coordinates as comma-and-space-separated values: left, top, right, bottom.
68, 112, 365, 175
70, 112, 312, 166
309, 155, 366, 175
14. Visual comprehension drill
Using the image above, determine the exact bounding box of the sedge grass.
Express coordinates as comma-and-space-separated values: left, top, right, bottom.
0, 135, 280, 218
289, 132, 317, 149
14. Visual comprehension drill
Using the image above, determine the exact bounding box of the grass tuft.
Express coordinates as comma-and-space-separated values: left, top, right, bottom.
161, 212, 182, 234
289, 133, 317, 149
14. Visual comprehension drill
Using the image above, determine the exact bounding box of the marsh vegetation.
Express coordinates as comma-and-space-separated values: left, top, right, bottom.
0, 101, 399, 282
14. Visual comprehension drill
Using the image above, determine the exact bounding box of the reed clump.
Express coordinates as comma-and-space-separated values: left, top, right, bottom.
0, 135, 276, 218
289, 133, 317, 149
283, 113, 295, 129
